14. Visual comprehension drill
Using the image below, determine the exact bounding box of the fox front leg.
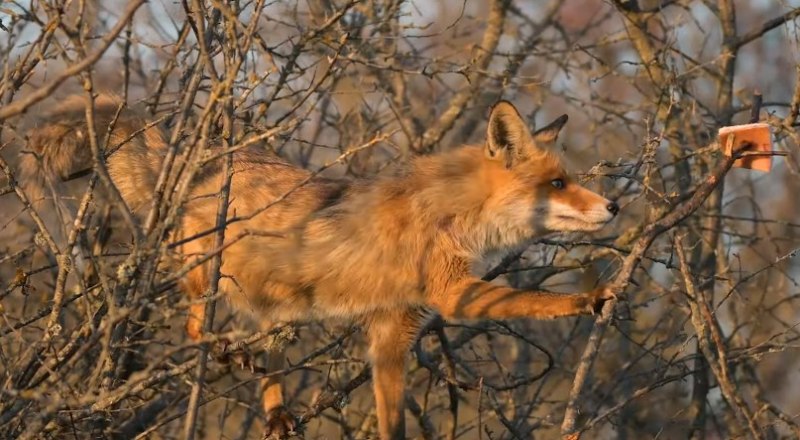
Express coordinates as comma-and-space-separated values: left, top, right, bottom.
430, 277, 615, 320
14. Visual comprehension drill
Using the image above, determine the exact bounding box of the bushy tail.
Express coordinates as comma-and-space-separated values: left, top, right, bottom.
19, 94, 168, 214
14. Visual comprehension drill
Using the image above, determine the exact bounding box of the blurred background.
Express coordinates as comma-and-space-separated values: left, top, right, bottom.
1, 0, 800, 438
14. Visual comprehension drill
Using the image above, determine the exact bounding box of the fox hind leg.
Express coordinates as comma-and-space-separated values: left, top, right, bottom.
183, 261, 296, 437
260, 344, 295, 439
366, 308, 432, 440
184, 266, 208, 341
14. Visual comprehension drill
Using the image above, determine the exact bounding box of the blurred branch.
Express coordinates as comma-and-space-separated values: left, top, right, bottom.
414, 0, 508, 153
612, 0, 679, 14
675, 234, 761, 439
0, 0, 146, 122
736, 8, 800, 49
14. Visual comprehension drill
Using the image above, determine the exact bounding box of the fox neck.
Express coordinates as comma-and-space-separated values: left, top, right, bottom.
454, 196, 545, 259
406, 147, 543, 259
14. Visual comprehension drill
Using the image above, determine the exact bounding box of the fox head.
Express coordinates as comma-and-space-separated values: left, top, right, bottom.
483, 101, 618, 238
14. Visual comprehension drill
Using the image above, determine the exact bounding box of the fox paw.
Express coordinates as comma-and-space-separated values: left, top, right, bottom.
262, 406, 297, 439
211, 338, 254, 371
586, 285, 618, 315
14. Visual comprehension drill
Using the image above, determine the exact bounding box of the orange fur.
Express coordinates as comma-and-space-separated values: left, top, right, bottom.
22, 97, 618, 439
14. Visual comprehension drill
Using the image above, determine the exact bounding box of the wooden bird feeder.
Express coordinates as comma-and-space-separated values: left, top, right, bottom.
718, 122, 774, 172
717, 90, 777, 172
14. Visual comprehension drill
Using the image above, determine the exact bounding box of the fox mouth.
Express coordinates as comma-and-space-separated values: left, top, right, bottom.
542, 203, 616, 232
555, 215, 612, 225
552, 214, 614, 232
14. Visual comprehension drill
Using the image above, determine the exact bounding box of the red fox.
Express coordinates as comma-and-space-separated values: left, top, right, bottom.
21, 95, 618, 439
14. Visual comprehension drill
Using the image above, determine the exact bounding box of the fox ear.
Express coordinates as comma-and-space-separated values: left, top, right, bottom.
485, 101, 534, 167
533, 114, 568, 144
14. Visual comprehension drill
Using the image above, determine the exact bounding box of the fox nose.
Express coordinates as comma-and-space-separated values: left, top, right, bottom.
606, 201, 619, 216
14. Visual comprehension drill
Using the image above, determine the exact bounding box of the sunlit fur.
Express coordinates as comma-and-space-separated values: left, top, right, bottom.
21, 96, 618, 440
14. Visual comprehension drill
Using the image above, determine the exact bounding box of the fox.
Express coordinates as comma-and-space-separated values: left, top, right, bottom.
20, 94, 619, 439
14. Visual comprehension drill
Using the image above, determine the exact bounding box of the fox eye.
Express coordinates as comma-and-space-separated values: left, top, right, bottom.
551, 178, 565, 190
